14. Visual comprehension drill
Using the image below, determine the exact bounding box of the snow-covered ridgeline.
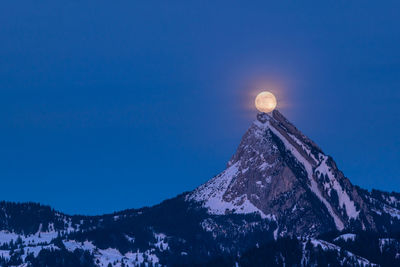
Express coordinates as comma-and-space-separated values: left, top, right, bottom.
287, 132, 318, 163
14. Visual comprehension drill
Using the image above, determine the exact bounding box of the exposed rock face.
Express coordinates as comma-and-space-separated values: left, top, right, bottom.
188, 110, 377, 236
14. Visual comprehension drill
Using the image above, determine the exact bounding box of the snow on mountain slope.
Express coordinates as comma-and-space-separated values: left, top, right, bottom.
334, 233, 357, 242
267, 120, 345, 231
187, 110, 377, 235
63, 240, 159, 267
187, 162, 270, 219
315, 156, 359, 219
307, 239, 375, 266
0, 229, 58, 246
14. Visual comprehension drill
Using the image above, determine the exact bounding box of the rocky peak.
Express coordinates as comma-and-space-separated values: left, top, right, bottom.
188, 110, 376, 236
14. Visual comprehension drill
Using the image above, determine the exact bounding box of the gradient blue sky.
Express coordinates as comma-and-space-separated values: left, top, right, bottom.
1, 1, 399, 215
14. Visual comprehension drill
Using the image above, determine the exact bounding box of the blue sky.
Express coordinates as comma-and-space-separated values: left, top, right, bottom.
0, 1, 399, 215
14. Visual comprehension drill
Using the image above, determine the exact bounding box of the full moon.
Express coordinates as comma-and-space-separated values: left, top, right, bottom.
255, 91, 277, 113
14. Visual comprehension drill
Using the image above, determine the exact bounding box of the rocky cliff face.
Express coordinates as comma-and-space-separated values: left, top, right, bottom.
188, 110, 387, 237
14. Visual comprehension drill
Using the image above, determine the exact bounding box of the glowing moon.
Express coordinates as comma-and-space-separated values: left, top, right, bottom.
255, 91, 277, 113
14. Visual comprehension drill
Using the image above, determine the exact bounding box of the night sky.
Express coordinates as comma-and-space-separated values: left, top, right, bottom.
1, 1, 399, 215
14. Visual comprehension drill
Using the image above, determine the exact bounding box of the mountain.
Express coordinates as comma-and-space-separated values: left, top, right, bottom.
0, 111, 400, 266
188, 111, 389, 236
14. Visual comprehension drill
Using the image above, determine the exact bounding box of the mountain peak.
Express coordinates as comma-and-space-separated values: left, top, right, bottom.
256, 111, 271, 123
188, 110, 376, 236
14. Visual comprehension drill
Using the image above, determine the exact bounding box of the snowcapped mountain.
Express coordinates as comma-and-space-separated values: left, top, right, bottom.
0, 111, 400, 266
188, 110, 381, 236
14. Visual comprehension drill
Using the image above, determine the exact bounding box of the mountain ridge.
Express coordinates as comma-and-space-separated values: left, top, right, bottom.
187, 110, 381, 237
0, 110, 399, 266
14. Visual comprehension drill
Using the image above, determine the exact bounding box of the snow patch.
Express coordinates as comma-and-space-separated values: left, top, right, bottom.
383, 205, 400, 219
268, 124, 345, 230
0, 230, 58, 246
334, 233, 356, 242
153, 233, 169, 251
63, 240, 159, 267
188, 163, 269, 219
316, 157, 359, 220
